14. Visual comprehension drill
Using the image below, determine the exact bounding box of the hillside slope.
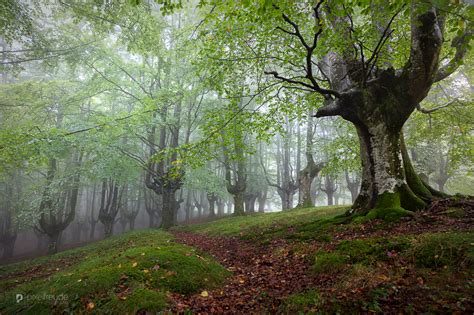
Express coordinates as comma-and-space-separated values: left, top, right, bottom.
1, 202, 473, 314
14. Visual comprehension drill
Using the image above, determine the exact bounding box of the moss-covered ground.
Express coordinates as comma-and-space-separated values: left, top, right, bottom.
0, 229, 229, 314
1, 203, 472, 313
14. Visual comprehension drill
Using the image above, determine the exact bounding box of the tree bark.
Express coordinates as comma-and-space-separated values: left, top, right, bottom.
233, 192, 245, 215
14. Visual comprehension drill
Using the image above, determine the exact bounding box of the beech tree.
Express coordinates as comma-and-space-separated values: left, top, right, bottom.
198, 0, 472, 219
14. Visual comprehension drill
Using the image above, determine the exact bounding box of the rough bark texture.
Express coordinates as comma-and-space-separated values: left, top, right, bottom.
264, 1, 468, 219
311, 3, 460, 220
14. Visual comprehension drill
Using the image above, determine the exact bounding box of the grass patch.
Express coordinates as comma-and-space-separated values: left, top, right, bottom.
0, 229, 229, 313
405, 231, 474, 269
175, 205, 348, 240
312, 236, 411, 274
278, 289, 323, 313
312, 252, 349, 275
312, 232, 474, 274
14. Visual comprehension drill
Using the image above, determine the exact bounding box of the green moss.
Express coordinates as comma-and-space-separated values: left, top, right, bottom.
279, 289, 323, 313
399, 184, 426, 211
405, 232, 474, 269
312, 252, 349, 274
336, 237, 411, 265
367, 191, 414, 222
401, 137, 433, 202
101, 287, 167, 313
0, 229, 229, 314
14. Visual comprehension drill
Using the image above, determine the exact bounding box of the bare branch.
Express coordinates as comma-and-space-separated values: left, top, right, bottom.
434, 27, 472, 83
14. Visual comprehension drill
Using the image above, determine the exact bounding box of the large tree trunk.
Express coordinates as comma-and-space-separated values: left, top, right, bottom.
435, 153, 449, 192
266, 1, 460, 219
244, 193, 257, 213
322, 175, 337, 206
317, 5, 448, 217
349, 125, 426, 219
129, 218, 136, 230
298, 170, 317, 208
149, 213, 155, 227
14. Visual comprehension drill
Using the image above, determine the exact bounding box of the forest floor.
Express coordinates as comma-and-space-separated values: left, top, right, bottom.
170, 198, 474, 314
1, 201, 473, 314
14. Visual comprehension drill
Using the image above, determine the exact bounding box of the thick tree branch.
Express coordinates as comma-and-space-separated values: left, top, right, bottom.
404, 3, 444, 102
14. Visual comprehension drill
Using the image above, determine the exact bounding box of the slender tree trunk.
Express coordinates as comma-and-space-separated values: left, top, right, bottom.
217, 198, 225, 216
129, 218, 135, 230
161, 191, 176, 229
103, 221, 114, 238
345, 170, 360, 203
47, 231, 61, 255
89, 221, 96, 240
207, 193, 217, 217
257, 189, 267, 213
279, 189, 293, 210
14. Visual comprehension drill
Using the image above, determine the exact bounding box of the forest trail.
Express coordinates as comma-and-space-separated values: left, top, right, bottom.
170, 198, 474, 314
170, 231, 322, 314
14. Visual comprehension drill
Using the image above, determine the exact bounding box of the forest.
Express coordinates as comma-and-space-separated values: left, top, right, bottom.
0, 0, 473, 313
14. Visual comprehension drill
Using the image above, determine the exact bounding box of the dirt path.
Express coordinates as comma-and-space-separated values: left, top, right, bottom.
170, 232, 324, 314
169, 199, 474, 314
